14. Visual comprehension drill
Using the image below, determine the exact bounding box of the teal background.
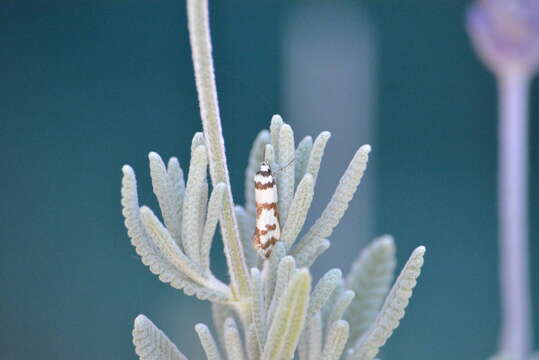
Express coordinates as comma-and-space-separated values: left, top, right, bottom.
1, 0, 537, 359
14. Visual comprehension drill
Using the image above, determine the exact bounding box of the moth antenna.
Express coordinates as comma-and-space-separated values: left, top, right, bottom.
273, 157, 295, 176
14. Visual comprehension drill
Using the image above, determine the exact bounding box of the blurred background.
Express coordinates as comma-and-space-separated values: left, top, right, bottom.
1, 0, 537, 359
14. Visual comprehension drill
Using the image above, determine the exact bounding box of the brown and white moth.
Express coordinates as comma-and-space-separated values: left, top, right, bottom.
252, 161, 280, 258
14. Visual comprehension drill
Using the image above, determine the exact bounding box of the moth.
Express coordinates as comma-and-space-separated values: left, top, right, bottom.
252, 161, 280, 258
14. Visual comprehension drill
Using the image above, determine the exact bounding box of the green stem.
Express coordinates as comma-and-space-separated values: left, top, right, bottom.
186, 0, 251, 299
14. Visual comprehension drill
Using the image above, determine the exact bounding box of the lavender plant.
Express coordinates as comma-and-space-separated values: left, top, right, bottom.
122, 1, 426, 359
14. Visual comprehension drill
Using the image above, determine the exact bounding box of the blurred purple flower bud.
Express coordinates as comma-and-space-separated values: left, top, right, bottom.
467, 0, 539, 76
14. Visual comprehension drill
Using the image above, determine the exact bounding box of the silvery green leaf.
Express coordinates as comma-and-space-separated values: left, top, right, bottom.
224, 318, 246, 360
322, 320, 350, 360
264, 241, 286, 305
348, 246, 426, 360
307, 269, 342, 326
246, 323, 260, 360
294, 136, 313, 188
140, 206, 231, 300
195, 323, 222, 360
211, 302, 234, 348
267, 256, 296, 323
327, 289, 355, 330
264, 143, 274, 164
140, 206, 206, 284
133, 315, 188, 360
251, 268, 266, 350
121, 166, 228, 302
345, 235, 396, 343
245, 130, 271, 217
198, 180, 209, 238
306, 131, 331, 185
277, 123, 295, 222
299, 311, 323, 360
234, 205, 257, 269
219, 185, 252, 300
148, 152, 184, 245
182, 145, 208, 264
191, 132, 205, 152
200, 183, 226, 271
323, 282, 344, 320
308, 312, 323, 360
281, 173, 314, 250
270, 114, 283, 161
293, 145, 371, 257
295, 238, 330, 268
262, 269, 311, 360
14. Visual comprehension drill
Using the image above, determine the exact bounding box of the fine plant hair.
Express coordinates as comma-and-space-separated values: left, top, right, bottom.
121, 1, 426, 359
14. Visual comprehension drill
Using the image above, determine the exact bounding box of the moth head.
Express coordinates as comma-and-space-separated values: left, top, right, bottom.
259, 161, 271, 173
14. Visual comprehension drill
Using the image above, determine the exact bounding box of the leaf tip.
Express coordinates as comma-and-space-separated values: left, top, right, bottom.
360, 144, 372, 154
122, 164, 134, 175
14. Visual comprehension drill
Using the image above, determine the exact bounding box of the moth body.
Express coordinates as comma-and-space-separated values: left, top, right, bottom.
252, 162, 280, 258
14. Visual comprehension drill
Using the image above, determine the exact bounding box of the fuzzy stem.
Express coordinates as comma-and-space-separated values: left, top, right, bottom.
497, 70, 532, 360
186, 0, 251, 299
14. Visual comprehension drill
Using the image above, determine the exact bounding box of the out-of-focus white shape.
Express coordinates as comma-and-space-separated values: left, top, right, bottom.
283, 3, 376, 273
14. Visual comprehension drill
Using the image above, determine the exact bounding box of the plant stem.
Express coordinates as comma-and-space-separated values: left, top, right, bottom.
186, 0, 251, 299
498, 70, 532, 360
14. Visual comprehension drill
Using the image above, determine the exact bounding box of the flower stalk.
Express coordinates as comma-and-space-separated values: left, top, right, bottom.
466, 0, 539, 358
498, 70, 532, 360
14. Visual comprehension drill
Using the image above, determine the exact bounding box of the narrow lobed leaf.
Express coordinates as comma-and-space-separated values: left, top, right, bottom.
345, 235, 397, 344
251, 268, 266, 351
264, 143, 274, 165
267, 256, 297, 323
306, 131, 331, 185
308, 312, 323, 360
224, 318, 246, 360
246, 323, 261, 360
299, 311, 323, 360
277, 123, 295, 223
200, 183, 226, 272
195, 323, 222, 360
281, 173, 315, 250
133, 315, 189, 360
295, 238, 331, 269
294, 136, 313, 188
245, 130, 271, 217
270, 114, 283, 161
122, 166, 228, 301
234, 205, 257, 269
294, 144, 371, 256
306, 269, 342, 326
348, 246, 426, 360
167, 157, 186, 241
140, 206, 207, 285
191, 132, 205, 152
148, 152, 184, 244
322, 320, 350, 360
262, 269, 311, 360
264, 242, 286, 307
182, 145, 209, 264
218, 185, 252, 300
198, 179, 209, 240
211, 302, 234, 348
327, 289, 355, 331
